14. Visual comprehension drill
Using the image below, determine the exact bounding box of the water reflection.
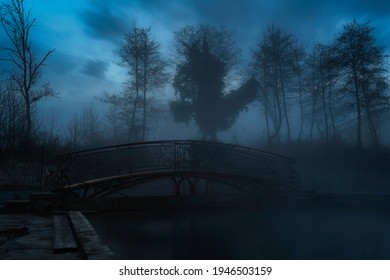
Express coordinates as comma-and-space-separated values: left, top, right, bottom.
86, 208, 390, 259
0, 190, 34, 204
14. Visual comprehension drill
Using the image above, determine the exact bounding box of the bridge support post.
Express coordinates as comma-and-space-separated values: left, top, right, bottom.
190, 185, 195, 196
82, 186, 89, 198
188, 179, 196, 196
172, 178, 181, 196
175, 184, 180, 196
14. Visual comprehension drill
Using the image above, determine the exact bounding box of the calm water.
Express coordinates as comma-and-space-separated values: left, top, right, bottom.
0, 190, 33, 204
86, 207, 390, 259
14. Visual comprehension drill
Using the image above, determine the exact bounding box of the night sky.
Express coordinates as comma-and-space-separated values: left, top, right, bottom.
1, 0, 390, 134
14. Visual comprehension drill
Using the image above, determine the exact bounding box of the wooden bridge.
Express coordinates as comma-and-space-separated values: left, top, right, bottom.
47, 140, 299, 198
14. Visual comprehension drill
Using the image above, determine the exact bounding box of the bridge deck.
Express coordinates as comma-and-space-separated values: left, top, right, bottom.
48, 140, 299, 197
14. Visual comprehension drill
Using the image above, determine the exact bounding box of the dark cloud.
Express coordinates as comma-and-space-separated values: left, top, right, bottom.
45, 53, 78, 75
76, 0, 390, 48
335, 0, 390, 17
172, 1, 387, 38
74, 0, 390, 74
79, 3, 129, 42
15, 0, 390, 135
80, 59, 109, 79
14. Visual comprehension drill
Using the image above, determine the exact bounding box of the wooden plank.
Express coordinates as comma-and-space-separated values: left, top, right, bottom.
67, 211, 116, 259
52, 215, 78, 253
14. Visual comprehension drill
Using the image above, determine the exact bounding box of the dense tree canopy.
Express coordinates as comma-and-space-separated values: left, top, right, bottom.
170, 24, 259, 140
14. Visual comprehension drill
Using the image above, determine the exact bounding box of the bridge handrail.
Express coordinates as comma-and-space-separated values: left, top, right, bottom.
49, 140, 299, 191
57, 140, 294, 163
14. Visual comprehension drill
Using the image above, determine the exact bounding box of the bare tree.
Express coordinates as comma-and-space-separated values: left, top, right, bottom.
66, 114, 81, 150
80, 103, 103, 147
0, 0, 56, 146
44, 109, 62, 147
292, 45, 306, 141
101, 89, 142, 142
252, 25, 298, 144
105, 104, 125, 143
119, 22, 168, 141
0, 82, 25, 150
303, 45, 339, 143
334, 20, 388, 148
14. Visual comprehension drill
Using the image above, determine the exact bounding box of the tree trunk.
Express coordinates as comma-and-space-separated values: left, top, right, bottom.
352, 72, 363, 149
310, 71, 317, 143
366, 106, 379, 147
297, 67, 304, 141
142, 39, 148, 141
142, 74, 147, 141
262, 68, 271, 145
310, 98, 316, 143
278, 62, 290, 143
363, 85, 380, 147
327, 82, 337, 143
318, 58, 329, 144
320, 88, 329, 144
25, 99, 32, 147
273, 70, 283, 143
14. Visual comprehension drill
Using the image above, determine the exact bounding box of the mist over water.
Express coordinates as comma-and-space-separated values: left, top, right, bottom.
1, 0, 390, 263
86, 207, 390, 259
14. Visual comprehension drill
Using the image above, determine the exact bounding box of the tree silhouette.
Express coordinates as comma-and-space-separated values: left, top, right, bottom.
252, 25, 300, 144
0, 82, 25, 150
102, 23, 168, 141
303, 44, 341, 144
0, 0, 56, 147
170, 24, 259, 140
334, 20, 389, 148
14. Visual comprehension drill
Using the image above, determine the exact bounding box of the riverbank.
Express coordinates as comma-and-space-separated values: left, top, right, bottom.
85, 206, 390, 259
2, 191, 390, 259
0, 211, 115, 260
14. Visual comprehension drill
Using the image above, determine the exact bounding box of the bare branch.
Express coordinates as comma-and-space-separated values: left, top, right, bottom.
0, 0, 56, 144
31, 49, 55, 80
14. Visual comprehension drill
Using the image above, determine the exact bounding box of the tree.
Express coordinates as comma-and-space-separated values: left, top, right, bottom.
252, 25, 299, 144
318, 44, 341, 144
80, 103, 103, 147
170, 24, 259, 140
0, 82, 25, 150
0, 0, 56, 147
359, 58, 389, 146
334, 20, 389, 148
292, 44, 306, 141
304, 44, 335, 143
42, 109, 63, 148
66, 114, 81, 150
101, 90, 141, 141
104, 103, 124, 143
116, 22, 168, 141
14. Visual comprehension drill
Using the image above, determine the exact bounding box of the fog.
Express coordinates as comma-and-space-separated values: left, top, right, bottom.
2, 1, 390, 261
0, 1, 389, 151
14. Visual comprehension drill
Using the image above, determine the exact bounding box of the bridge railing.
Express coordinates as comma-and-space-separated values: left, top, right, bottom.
48, 140, 299, 190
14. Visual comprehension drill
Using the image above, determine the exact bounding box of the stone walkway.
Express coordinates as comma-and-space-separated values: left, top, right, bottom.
0, 214, 80, 260
0, 212, 115, 260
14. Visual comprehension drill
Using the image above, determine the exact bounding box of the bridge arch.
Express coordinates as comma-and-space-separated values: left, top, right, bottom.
48, 140, 299, 198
